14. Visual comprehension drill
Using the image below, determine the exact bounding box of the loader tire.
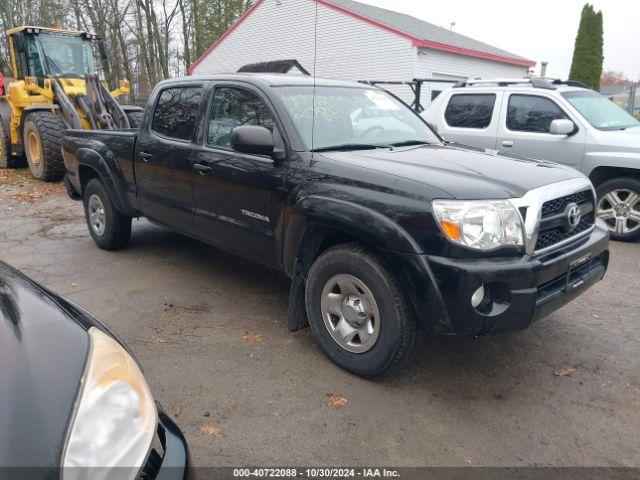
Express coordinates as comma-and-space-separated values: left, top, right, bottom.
24, 112, 66, 181
0, 122, 11, 169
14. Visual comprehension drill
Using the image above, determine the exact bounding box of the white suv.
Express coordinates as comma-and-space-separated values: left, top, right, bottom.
422, 78, 640, 241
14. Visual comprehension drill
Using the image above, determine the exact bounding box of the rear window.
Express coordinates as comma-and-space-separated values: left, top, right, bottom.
151, 87, 203, 140
444, 94, 496, 129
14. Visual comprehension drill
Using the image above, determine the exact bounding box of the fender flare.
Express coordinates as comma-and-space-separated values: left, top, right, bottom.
284, 195, 422, 273
75, 147, 136, 217
284, 196, 452, 334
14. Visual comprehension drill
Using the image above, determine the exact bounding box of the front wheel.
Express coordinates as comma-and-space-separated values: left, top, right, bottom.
83, 179, 132, 250
305, 243, 417, 379
596, 177, 640, 242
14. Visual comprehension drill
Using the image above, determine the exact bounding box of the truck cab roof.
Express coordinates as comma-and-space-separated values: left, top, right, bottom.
168, 73, 373, 89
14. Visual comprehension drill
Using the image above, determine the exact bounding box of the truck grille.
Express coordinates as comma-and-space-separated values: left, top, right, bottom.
535, 189, 595, 251
541, 190, 591, 217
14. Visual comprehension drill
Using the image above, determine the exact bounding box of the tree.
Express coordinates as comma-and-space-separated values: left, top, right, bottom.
601, 71, 630, 86
569, 3, 604, 91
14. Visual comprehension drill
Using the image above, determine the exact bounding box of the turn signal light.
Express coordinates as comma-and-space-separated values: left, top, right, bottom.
439, 220, 461, 242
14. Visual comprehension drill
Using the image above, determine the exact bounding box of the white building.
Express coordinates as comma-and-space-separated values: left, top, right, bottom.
189, 0, 535, 105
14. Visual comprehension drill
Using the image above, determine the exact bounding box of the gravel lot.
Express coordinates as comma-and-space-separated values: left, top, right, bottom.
1, 169, 639, 468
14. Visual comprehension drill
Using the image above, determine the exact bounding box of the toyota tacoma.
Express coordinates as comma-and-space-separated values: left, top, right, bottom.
62, 74, 610, 378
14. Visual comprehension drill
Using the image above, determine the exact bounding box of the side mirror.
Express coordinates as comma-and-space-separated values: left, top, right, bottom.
550, 119, 576, 135
98, 40, 108, 61
230, 126, 274, 156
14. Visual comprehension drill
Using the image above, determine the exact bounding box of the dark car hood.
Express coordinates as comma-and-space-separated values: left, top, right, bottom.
0, 263, 89, 469
319, 144, 584, 199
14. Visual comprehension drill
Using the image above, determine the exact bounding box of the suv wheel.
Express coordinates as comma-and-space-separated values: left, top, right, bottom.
596, 178, 640, 242
305, 243, 416, 379
83, 179, 132, 250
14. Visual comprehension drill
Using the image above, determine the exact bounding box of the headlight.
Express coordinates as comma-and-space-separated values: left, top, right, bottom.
432, 200, 524, 250
62, 327, 157, 480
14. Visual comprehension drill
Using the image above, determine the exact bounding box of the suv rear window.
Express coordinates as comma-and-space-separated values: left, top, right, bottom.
151, 87, 203, 140
444, 94, 496, 129
507, 94, 568, 133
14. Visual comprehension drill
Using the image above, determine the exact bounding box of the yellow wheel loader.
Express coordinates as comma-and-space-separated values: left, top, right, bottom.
0, 26, 143, 181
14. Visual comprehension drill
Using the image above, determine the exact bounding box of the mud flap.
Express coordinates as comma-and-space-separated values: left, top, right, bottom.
287, 258, 309, 332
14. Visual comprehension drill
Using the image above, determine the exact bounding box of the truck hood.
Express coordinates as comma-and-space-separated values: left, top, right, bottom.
320, 144, 583, 199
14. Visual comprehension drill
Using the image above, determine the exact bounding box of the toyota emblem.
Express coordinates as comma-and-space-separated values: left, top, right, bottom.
567, 203, 581, 229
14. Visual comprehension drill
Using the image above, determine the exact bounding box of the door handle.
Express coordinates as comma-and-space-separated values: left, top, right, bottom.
501, 140, 514, 148
139, 152, 153, 161
193, 163, 213, 175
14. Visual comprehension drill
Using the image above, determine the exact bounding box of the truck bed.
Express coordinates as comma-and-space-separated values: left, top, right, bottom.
62, 128, 139, 214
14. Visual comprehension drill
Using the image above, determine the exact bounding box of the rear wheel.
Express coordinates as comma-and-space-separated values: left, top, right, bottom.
305, 243, 417, 379
83, 178, 132, 250
596, 177, 640, 242
24, 112, 66, 181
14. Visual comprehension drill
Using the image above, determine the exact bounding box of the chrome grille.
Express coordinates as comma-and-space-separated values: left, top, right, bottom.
535, 189, 595, 251
541, 190, 592, 218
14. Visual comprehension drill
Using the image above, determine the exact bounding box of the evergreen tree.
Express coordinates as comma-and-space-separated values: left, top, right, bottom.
569, 3, 604, 90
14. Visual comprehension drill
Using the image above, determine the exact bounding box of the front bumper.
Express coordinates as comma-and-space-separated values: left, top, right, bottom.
389, 220, 609, 336
141, 403, 193, 480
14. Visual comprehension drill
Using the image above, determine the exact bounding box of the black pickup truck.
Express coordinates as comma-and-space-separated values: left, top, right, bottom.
63, 74, 609, 378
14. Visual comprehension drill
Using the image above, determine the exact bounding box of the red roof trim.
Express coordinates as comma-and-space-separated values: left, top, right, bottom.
188, 0, 535, 74
188, 0, 266, 74
412, 40, 536, 67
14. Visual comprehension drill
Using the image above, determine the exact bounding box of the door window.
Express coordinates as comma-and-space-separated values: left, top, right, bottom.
151, 87, 203, 141
208, 87, 275, 149
444, 94, 496, 128
507, 94, 568, 133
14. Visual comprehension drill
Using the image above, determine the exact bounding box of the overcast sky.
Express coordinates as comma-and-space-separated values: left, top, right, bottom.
359, 0, 640, 80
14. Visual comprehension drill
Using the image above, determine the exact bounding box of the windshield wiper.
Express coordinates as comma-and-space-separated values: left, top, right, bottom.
312, 143, 385, 152
388, 140, 431, 148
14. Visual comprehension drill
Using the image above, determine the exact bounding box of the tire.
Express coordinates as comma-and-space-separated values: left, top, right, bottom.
0, 122, 13, 169
126, 111, 144, 129
23, 112, 66, 181
595, 177, 640, 242
83, 178, 132, 250
305, 243, 417, 379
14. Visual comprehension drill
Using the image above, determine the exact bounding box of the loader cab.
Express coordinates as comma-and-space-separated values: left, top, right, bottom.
8, 27, 98, 80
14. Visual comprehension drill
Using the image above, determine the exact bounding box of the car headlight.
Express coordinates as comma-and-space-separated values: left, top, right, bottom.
62, 327, 157, 480
432, 200, 524, 250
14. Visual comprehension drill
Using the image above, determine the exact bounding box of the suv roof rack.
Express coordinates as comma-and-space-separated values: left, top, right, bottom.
453, 78, 557, 90
452, 77, 591, 91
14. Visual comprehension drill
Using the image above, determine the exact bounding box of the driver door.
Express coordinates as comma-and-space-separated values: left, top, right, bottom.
191, 84, 287, 267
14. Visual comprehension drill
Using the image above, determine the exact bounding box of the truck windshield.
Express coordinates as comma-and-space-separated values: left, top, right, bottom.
27, 32, 95, 78
275, 86, 440, 151
562, 90, 639, 131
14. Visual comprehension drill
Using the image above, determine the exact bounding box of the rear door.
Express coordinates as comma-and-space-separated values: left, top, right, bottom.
434, 91, 502, 149
191, 83, 288, 266
496, 93, 585, 167
134, 84, 205, 235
